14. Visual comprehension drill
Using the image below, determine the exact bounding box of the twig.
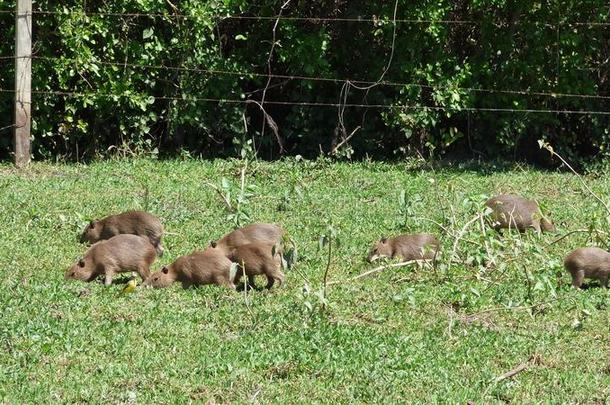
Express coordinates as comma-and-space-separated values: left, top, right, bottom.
335, 0, 399, 150
322, 233, 333, 306
494, 354, 542, 383
522, 265, 533, 304
479, 213, 495, 265
467, 297, 563, 317
547, 229, 588, 245
327, 260, 425, 286
449, 213, 482, 272
413, 217, 481, 247
203, 181, 234, 212
236, 158, 249, 227
540, 141, 610, 218
257, 0, 292, 154
165, 0, 179, 14
246, 99, 284, 154
331, 125, 361, 155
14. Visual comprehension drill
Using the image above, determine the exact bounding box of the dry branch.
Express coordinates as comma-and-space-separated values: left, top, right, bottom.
327, 260, 426, 286
494, 354, 542, 383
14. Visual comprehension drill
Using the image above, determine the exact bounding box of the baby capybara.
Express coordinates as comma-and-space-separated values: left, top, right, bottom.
143, 249, 235, 289
210, 223, 284, 255
227, 242, 284, 289
484, 194, 555, 233
367, 233, 440, 263
80, 210, 164, 256
65, 234, 156, 285
564, 247, 610, 288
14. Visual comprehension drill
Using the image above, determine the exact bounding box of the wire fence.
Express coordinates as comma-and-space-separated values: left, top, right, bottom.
1, 54, 610, 101
1, 6, 609, 123
1, 8, 610, 26
1, 88, 609, 116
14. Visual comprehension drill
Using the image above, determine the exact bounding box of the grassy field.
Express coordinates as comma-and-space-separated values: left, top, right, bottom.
0, 157, 609, 403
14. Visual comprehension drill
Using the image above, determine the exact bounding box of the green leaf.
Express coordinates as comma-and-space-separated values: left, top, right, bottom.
143, 28, 154, 39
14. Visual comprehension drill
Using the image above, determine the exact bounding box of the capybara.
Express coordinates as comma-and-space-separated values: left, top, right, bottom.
210, 223, 284, 255
227, 242, 284, 289
80, 210, 165, 256
367, 233, 440, 263
564, 247, 610, 288
65, 234, 156, 285
484, 194, 555, 233
143, 249, 235, 289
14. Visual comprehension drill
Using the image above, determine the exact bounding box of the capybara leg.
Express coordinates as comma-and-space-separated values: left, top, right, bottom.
275, 270, 285, 287
600, 274, 609, 288
155, 243, 164, 257
214, 275, 235, 290
233, 266, 245, 285
224, 279, 236, 290
266, 270, 284, 289
571, 270, 585, 289
104, 269, 115, 286
532, 221, 541, 235
137, 265, 151, 281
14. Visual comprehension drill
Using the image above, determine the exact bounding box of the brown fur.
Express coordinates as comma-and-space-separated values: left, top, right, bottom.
65, 234, 156, 285
484, 194, 555, 233
367, 233, 440, 263
143, 249, 235, 289
228, 243, 284, 289
211, 223, 284, 255
564, 247, 610, 288
80, 210, 165, 256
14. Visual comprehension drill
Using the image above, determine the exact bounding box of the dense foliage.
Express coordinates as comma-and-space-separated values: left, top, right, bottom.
0, 0, 608, 162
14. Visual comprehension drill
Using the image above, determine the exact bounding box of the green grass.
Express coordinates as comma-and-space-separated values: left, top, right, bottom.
0, 157, 609, 403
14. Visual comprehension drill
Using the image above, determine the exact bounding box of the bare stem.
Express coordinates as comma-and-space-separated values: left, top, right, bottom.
327, 260, 425, 286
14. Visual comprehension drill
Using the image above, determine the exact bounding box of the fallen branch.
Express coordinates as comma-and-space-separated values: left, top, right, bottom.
331, 125, 361, 155
467, 297, 565, 317
494, 354, 542, 383
547, 228, 590, 246
327, 260, 425, 286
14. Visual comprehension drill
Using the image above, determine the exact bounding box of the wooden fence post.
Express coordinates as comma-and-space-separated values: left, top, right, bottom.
14, 0, 32, 168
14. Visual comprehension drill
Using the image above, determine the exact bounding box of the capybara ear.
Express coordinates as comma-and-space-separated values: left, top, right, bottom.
380, 237, 388, 243
210, 240, 217, 248
78, 258, 85, 267
89, 220, 96, 229
161, 266, 169, 274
